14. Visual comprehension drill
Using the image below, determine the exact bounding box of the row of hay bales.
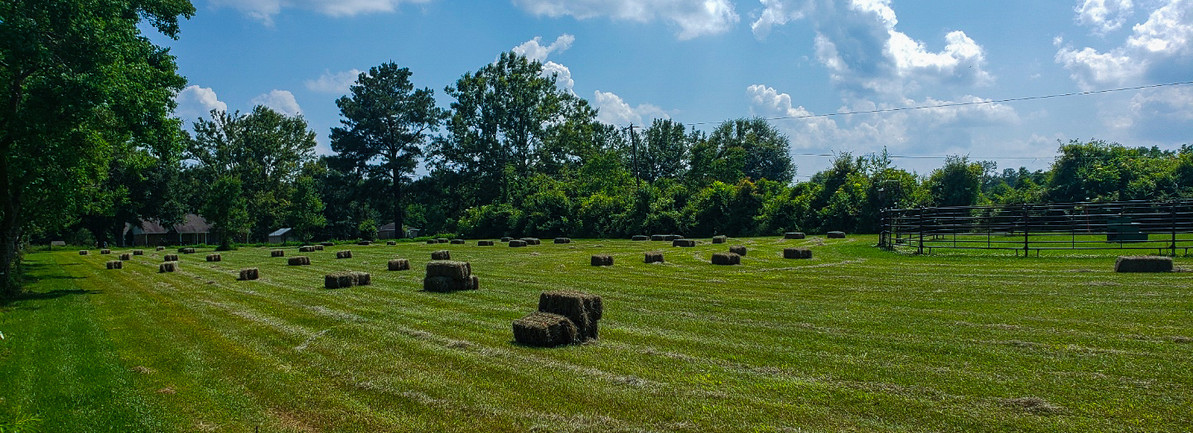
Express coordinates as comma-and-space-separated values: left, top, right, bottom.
588, 245, 813, 267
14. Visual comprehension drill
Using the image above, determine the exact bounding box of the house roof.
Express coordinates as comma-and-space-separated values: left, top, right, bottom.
268, 228, 292, 237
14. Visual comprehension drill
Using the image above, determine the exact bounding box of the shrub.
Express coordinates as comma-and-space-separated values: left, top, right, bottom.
239, 268, 259, 281
388, 259, 410, 271
729, 245, 747, 256
1115, 256, 1173, 273
711, 252, 741, 265
106, 260, 123, 270
784, 248, 812, 259
590, 254, 613, 266
538, 291, 602, 341
431, 250, 451, 260
512, 312, 578, 347
672, 239, 696, 247
644, 252, 664, 263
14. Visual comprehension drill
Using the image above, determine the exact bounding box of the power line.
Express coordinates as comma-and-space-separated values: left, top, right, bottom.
687, 80, 1193, 126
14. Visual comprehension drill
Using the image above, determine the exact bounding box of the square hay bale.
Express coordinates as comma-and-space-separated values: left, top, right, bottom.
426, 239, 437, 245
299, 245, 316, 252
1115, 256, 1173, 273
159, 262, 177, 273
239, 268, 259, 281
729, 245, 747, 256
712, 252, 741, 265
436, 239, 449, 244
501, 237, 512, 242
336, 250, 353, 259
314, 245, 324, 251
155, 246, 165, 251
538, 291, 602, 341
451, 239, 466, 245
179, 247, 196, 254
163, 254, 179, 262
287, 256, 311, 266
509, 240, 527, 247
784, 232, 806, 240
324, 272, 357, 289
631, 235, 649, 241
206, 254, 221, 262
826, 231, 846, 239
650, 234, 666, 241
423, 261, 475, 292
513, 312, 578, 347
554, 237, 571, 244
388, 258, 410, 271
431, 250, 451, 260
357, 240, 372, 246
119, 253, 132, 261
320, 242, 335, 247
644, 252, 664, 263
712, 235, 727, 244
478, 240, 495, 246
471, 275, 479, 290
79, 250, 89, 256
271, 250, 285, 257
521, 237, 541, 245
666, 234, 684, 241
426, 260, 472, 281
132, 250, 144, 256
672, 239, 696, 247
101, 249, 112, 254
386, 241, 397, 246
784, 247, 812, 259
590, 254, 613, 266
354, 271, 371, 286
106, 260, 123, 270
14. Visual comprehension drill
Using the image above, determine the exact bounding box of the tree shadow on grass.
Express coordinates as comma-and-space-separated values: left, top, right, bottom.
1, 262, 93, 307
1, 289, 101, 308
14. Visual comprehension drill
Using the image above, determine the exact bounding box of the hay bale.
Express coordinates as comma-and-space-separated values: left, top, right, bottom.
729, 245, 747, 256
426, 260, 471, 281
101, 249, 111, 254
712, 235, 727, 244
79, 250, 89, 256
450, 239, 465, 245
119, 253, 132, 261
179, 247, 195, 254
299, 246, 316, 252
826, 231, 846, 239
509, 240, 527, 247
314, 245, 324, 251
324, 272, 356, 289
132, 250, 144, 256
386, 241, 397, 246
163, 254, 179, 262
672, 239, 696, 247
336, 250, 353, 259
155, 246, 165, 251
387, 259, 410, 271
666, 234, 684, 241
357, 240, 372, 246
239, 268, 259, 281
159, 262, 177, 273
650, 234, 666, 241
554, 237, 571, 244
206, 254, 221, 262
355, 272, 371, 286
521, 237, 541, 245
501, 237, 512, 242
784, 232, 806, 240
644, 252, 664, 263
106, 260, 123, 270
591, 254, 613, 266
287, 256, 311, 266
513, 312, 578, 347
711, 252, 741, 265
271, 250, 285, 257
426, 239, 437, 245
538, 291, 602, 341
423, 261, 475, 292
1115, 256, 1173, 273
436, 239, 449, 244
478, 240, 494, 246
631, 235, 648, 241
321, 242, 335, 247
431, 250, 451, 260
784, 247, 812, 259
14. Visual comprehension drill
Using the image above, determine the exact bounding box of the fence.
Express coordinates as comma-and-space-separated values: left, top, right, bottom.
879, 200, 1193, 256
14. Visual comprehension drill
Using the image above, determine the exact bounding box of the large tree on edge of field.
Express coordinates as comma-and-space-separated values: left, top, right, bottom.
0, 0, 195, 296
330, 63, 445, 237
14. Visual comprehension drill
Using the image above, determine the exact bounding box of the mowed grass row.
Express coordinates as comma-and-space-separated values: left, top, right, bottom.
2, 238, 1191, 432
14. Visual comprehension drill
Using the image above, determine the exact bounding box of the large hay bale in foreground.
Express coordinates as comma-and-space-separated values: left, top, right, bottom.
423, 261, 477, 292
784, 232, 806, 240
672, 239, 696, 247
101, 249, 112, 254
711, 252, 741, 265
132, 250, 144, 256
79, 250, 89, 256
159, 262, 177, 273
106, 260, 123, 270
631, 235, 648, 241
827, 231, 846, 239
288, 256, 311, 266
163, 254, 179, 262
712, 235, 727, 244
644, 252, 664, 263
478, 240, 494, 246
119, 253, 132, 261
1115, 256, 1173, 273
538, 291, 602, 341
729, 245, 747, 256
206, 254, 221, 262
431, 250, 451, 260
509, 240, 527, 247
336, 250, 353, 259
554, 237, 571, 244
299, 245, 316, 253
388, 259, 410, 271
591, 254, 613, 266
271, 250, 285, 257
513, 312, 578, 347
239, 268, 259, 281
784, 248, 812, 259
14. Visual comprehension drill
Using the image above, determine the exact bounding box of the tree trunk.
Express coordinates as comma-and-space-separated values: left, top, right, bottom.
0, 145, 21, 297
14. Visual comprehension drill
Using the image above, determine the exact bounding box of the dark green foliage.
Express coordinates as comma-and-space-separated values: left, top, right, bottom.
927, 155, 984, 207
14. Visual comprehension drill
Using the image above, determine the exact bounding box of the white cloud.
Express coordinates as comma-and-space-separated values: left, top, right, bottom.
512, 0, 739, 40
1076, 0, 1134, 34
593, 90, 669, 126
512, 34, 575, 62
174, 85, 227, 122
305, 69, 362, 94
1057, 0, 1193, 89
251, 90, 303, 116
211, 0, 431, 24
751, 0, 803, 39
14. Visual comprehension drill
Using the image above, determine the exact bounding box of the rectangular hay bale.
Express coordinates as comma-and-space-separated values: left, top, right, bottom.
672, 239, 696, 247
271, 250, 285, 257
288, 256, 311, 266
106, 260, 123, 270
163, 254, 179, 262
159, 262, 177, 273
712, 235, 727, 244
729, 245, 747, 256
1115, 256, 1173, 273
590, 254, 613, 266
388, 258, 410, 271
336, 250, 353, 259
513, 312, 578, 347
784, 232, 806, 240
206, 254, 221, 262
784, 248, 812, 259
644, 252, 664, 263
239, 268, 259, 281
538, 291, 602, 341
711, 252, 741, 265
431, 250, 451, 260
119, 253, 132, 261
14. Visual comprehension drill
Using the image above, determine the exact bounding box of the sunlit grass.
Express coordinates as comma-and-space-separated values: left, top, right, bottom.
2, 237, 1191, 432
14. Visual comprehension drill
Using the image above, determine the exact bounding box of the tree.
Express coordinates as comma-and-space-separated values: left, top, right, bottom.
287, 174, 325, 242
639, 119, 692, 182
0, 0, 195, 295
331, 63, 444, 236
927, 155, 984, 207
201, 176, 249, 250
688, 118, 794, 186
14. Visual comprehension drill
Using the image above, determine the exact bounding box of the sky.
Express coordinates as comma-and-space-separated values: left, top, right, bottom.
162, 0, 1193, 178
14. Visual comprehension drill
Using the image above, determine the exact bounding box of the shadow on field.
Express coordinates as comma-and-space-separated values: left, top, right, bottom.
2, 289, 101, 308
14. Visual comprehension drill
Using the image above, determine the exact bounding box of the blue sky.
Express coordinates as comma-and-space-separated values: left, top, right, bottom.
164, 0, 1193, 178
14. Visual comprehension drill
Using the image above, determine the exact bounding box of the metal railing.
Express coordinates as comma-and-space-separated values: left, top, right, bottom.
879, 200, 1193, 256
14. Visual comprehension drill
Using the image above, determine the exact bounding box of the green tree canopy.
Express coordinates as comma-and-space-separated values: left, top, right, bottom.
689, 118, 794, 186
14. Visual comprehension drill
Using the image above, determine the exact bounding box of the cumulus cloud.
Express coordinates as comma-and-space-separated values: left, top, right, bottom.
1057, 0, 1193, 89
512, 0, 739, 40
305, 69, 362, 94
174, 85, 227, 122
211, 0, 431, 24
593, 90, 669, 126
1076, 0, 1134, 33
251, 90, 303, 116
510, 35, 578, 93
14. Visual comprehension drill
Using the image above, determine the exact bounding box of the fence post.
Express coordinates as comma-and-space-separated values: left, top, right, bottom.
918, 207, 925, 255
1172, 201, 1178, 257
1022, 204, 1030, 257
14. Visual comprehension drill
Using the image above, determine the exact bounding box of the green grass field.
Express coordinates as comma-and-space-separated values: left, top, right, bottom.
2, 237, 1191, 432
